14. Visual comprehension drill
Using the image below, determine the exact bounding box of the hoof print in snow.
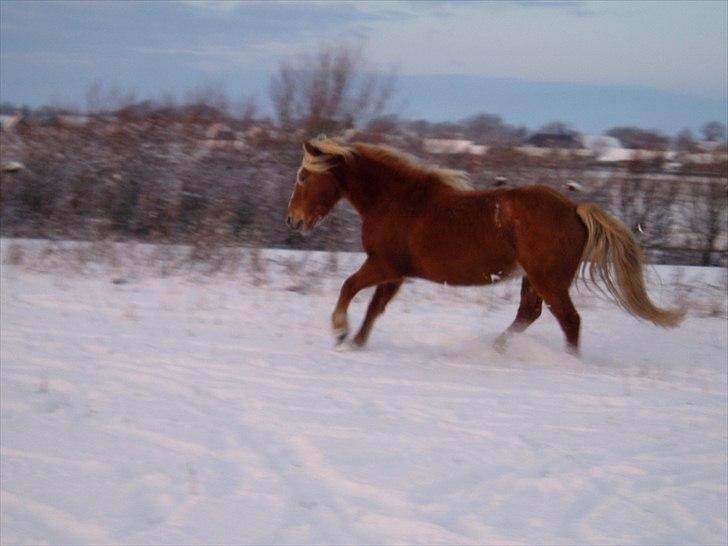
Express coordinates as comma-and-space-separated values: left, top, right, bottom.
298, 499, 318, 509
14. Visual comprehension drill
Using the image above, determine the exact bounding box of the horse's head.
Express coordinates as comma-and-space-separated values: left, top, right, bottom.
286, 140, 345, 232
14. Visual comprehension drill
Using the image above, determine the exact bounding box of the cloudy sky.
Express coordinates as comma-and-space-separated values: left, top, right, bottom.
1, 0, 726, 133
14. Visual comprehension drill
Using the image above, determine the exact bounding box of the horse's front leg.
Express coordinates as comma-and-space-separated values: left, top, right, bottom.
353, 280, 403, 347
332, 258, 392, 344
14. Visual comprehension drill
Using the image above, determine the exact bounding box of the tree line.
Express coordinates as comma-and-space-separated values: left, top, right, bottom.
1, 44, 726, 266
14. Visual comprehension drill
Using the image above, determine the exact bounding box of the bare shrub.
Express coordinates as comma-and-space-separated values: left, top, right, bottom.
712, 273, 728, 317
282, 253, 311, 293
2, 241, 24, 265
682, 179, 728, 266
149, 242, 185, 277
1, 80, 725, 269
247, 239, 267, 286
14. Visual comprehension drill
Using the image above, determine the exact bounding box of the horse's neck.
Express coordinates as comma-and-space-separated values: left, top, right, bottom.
343, 164, 426, 219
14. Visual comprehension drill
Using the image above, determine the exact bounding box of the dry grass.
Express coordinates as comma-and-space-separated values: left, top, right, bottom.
2, 241, 24, 265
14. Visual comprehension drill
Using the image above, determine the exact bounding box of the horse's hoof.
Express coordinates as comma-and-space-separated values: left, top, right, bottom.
333, 328, 348, 344
352, 334, 367, 347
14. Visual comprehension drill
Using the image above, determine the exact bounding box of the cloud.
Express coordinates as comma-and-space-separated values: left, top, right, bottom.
131, 42, 300, 72
512, 0, 586, 8
178, 0, 248, 14
398, 0, 592, 15
511, 1, 593, 16
0, 51, 96, 67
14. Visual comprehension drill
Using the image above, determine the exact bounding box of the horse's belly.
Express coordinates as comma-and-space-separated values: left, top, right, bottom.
403, 195, 518, 285
417, 259, 517, 285
412, 237, 517, 286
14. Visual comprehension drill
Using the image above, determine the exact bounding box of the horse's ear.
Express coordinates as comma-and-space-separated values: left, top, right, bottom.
303, 140, 322, 156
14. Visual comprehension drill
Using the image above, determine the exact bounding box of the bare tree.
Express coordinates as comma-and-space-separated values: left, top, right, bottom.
269, 44, 397, 136
539, 121, 576, 135
701, 121, 726, 142
184, 84, 230, 120
86, 83, 137, 115
606, 126, 670, 151
460, 113, 526, 146
674, 128, 698, 152
365, 115, 401, 135
236, 94, 258, 124
85, 83, 104, 115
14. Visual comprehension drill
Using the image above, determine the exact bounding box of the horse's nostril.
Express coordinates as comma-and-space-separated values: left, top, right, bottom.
286, 216, 292, 227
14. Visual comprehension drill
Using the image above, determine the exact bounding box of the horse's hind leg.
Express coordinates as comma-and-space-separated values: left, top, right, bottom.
353, 280, 403, 347
545, 290, 581, 354
494, 277, 543, 352
530, 282, 581, 355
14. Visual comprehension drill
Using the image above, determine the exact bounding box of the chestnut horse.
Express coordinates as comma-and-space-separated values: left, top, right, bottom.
286, 138, 683, 353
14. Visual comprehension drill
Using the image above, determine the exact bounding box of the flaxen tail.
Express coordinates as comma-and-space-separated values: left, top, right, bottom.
576, 203, 684, 327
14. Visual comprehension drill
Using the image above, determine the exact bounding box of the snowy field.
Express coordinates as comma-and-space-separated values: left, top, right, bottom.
1, 239, 726, 545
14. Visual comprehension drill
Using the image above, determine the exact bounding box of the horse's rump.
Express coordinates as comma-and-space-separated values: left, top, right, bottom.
503, 186, 588, 282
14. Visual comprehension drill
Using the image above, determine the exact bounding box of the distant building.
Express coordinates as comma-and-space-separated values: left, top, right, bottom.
592, 148, 635, 162
422, 138, 487, 156
0, 113, 24, 132
579, 135, 629, 162
581, 135, 622, 154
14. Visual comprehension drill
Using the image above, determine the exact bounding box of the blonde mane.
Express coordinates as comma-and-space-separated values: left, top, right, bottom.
302, 139, 354, 174
302, 139, 472, 191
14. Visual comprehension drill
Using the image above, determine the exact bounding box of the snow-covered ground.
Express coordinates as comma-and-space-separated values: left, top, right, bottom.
1, 239, 726, 545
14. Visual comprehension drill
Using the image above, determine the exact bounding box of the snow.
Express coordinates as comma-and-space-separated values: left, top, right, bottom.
1, 240, 726, 545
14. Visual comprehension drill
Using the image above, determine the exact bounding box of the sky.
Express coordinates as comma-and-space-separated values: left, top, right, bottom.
1, 0, 726, 134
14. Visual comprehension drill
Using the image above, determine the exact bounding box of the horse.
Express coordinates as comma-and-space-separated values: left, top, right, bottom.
286, 138, 684, 354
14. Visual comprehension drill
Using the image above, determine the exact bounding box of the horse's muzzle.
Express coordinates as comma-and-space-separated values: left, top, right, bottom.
286, 216, 304, 231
